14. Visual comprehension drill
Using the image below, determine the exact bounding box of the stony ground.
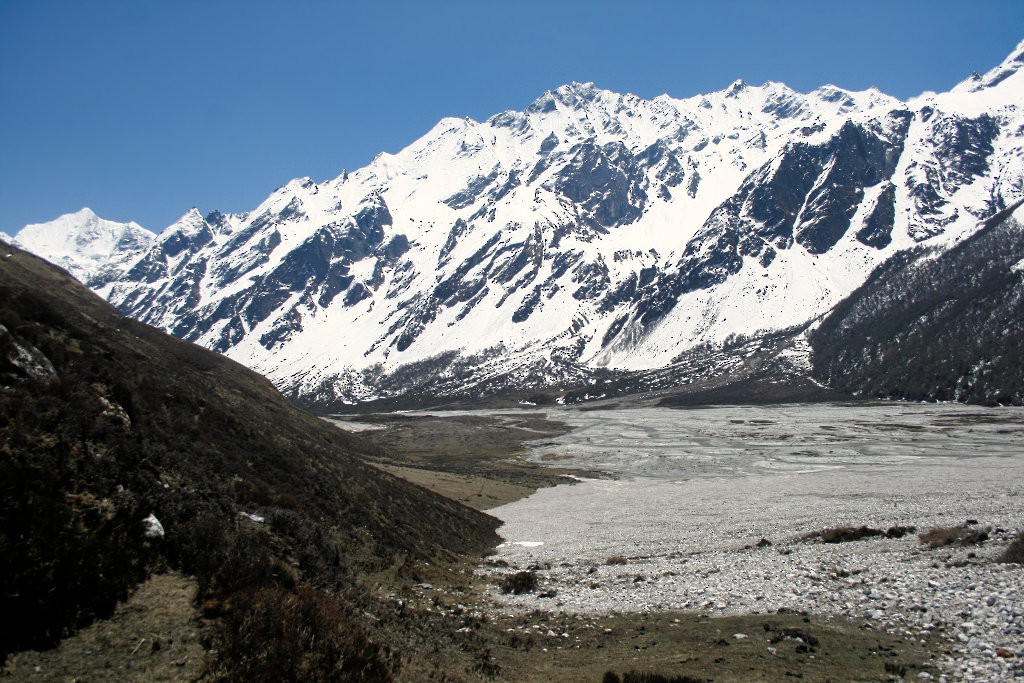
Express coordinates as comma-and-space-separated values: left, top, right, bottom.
482, 403, 1024, 682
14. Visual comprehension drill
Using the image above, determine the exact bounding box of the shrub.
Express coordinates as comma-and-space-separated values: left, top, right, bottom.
768, 627, 820, 650
803, 525, 917, 544
174, 515, 296, 602
919, 525, 989, 549
809, 526, 883, 543
207, 586, 394, 682
0, 459, 150, 660
612, 672, 707, 683
499, 571, 538, 595
999, 530, 1024, 563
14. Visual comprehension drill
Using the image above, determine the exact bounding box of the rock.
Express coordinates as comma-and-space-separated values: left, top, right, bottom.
142, 513, 164, 539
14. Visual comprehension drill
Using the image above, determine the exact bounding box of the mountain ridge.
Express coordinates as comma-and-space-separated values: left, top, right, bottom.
12, 40, 1024, 408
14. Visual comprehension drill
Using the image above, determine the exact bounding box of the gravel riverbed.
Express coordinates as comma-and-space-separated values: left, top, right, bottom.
483, 404, 1024, 682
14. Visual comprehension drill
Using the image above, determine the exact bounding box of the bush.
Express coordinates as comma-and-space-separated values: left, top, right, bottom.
919, 525, 989, 549
207, 586, 394, 682
809, 526, 883, 543
0, 458, 150, 660
174, 515, 296, 603
604, 672, 706, 683
803, 525, 916, 544
499, 571, 538, 595
999, 530, 1024, 563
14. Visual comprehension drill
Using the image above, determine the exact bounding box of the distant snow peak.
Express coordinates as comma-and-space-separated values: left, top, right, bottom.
726, 79, 747, 96
13, 208, 154, 284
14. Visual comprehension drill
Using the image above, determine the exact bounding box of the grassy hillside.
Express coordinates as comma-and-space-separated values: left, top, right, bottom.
0, 241, 499, 676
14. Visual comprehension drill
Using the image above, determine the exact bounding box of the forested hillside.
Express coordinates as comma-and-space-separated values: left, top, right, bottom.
810, 206, 1024, 405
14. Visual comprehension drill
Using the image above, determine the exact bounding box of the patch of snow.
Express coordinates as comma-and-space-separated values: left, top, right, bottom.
498, 541, 544, 548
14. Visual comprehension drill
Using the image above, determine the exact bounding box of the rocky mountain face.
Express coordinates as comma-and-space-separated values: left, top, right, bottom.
13, 41, 1024, 409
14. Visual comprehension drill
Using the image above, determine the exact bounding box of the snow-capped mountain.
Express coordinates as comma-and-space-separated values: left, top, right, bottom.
16, 40, 1024, 408
9, 208, 155, 285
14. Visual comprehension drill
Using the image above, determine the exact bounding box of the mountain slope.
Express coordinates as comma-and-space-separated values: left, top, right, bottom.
809, 202, 1024, 405
0, 239, 498, 664
16, 40, 1024, 409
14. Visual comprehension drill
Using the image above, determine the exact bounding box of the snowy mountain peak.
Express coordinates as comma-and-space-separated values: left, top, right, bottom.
162, 207, 207, 234
726, 79, 748, 95
525, 81, 610, 114
13, 208, 154, 284
1004, 37, 1024, 66
555, 80, 602, 102
950, 38, 1024, 94
69, 206, 99, 222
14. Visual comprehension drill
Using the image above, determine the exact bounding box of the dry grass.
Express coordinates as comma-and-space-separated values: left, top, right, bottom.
999, 530, 1024, 563
801, 525, 915, 544
603, 672, 707, 683
918, 524, 989, 549
1, 573, 204, 682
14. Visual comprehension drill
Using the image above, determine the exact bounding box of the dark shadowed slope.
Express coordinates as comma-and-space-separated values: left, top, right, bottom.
809, 205, 1024, 405
0, 240, 499, 665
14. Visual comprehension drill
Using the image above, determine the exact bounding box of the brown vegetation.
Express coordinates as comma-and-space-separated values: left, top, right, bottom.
603, 672, 707, 683
1000, 530, 1024, 563
500, 571, 539, 595
918, 524, 989, 549
206, 586, 394, 682
802, 525, 915, 544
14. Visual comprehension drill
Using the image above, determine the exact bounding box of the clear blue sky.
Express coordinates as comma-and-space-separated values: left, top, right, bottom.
2, 0, 1022, 233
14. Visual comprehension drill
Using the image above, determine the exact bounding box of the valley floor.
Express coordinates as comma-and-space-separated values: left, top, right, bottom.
482, 403, 1024, 682
7, 404, 1019, 682
352, 403, 1024, 681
